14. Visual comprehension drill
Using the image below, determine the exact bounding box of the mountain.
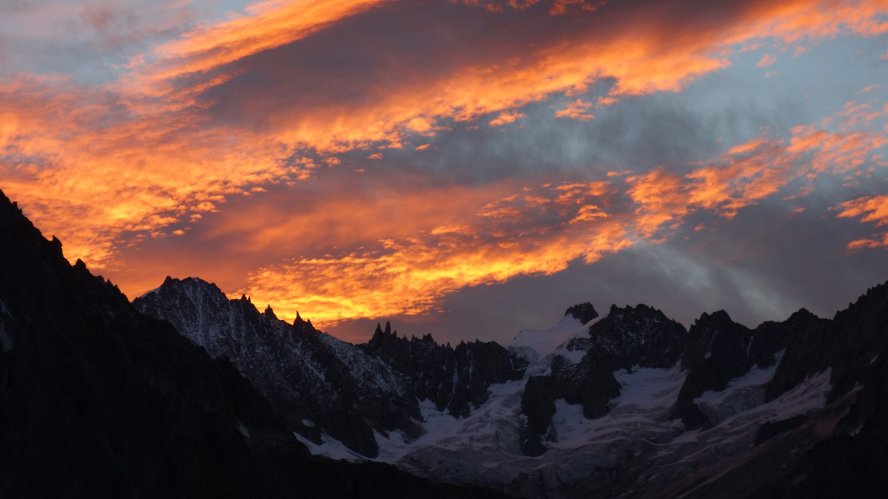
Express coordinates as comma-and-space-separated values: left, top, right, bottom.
0, 190, 508, 498
136, 268, 888, 498
134, 277, 422, 458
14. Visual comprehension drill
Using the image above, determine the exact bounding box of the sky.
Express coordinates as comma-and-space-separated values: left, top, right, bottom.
1, 0, 886, 345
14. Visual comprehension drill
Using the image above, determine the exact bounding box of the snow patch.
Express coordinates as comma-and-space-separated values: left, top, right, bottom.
509, 314, 604, 371
293, 432, 367, 462
236, 420, 250, 439
614, 365, 686, 410
696, 351, 785, 407
757, 368, 832, 421
693, 352, 785, 423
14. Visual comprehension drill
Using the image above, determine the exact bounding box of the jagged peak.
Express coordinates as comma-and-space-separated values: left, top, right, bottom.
607, 303, 661, 315
292, 311, 316, 334
155, 276, 223, 294
787, 307, 820, 322
564, 302, 599, 323
417, 333, 436, 344
263, 305, 277, 320
598, 304, 679, 330
832, 279, 888, 321
694, 309, 738, 327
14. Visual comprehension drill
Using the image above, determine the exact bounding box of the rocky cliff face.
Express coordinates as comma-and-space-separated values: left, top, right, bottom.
363, 323, 527, 418
0, 190, 507, 499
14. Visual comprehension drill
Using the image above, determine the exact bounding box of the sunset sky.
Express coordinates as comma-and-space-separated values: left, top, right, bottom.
1, 0, 886, 344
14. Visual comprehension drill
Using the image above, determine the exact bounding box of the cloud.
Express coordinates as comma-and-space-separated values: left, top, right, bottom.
232, 177, 632, 324
838, 195, 888, 226
225, 101, 886, 326
151, 0, 888, 152
626, 168, 689, 236
555, 99, 594, 121
0, 76, 309, 267
756, 53, 776, 67
489, 110, 525, 127
0, 0, 886, 333
837, 194, 888, 249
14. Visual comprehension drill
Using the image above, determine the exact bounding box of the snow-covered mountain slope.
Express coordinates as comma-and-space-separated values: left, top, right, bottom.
306, 343, 834, 499
136, 275, 888, 499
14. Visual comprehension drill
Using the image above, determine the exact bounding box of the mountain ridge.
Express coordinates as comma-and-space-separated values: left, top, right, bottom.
134, 270, 888, 498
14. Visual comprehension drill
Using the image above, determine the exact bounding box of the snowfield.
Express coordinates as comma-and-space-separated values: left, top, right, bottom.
301, 316, 835, 495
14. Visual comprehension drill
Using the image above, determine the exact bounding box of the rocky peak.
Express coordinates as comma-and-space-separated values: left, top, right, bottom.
564, 302, 599, 323
292, 311, 316, 334
570, 303, 687, 370
264, 305, 278, 320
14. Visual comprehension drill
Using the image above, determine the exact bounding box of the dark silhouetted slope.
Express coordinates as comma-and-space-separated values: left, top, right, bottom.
0, 190, 509, 499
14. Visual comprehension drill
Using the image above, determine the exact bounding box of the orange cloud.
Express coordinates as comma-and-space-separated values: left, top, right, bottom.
0, 76, 306, 268
839, 195, 888, 250
685, 100, 887, 218
489, 111, 525, 127
626, 168, 690, 236
555, 99, 594, 121
756, 53, 776, 67
138, 0, 384, 88
846, 234, 888, 250
837, 195, 888, 226
110, 98, 888, 326
234, 180, 631, 325
686, 138, 795, 217
139, 0, 888, 155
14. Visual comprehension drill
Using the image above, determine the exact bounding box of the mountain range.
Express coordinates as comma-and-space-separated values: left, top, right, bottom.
2, 187, 887, 498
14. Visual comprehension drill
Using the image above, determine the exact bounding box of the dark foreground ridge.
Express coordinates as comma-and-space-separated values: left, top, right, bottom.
0, 190, 510, 498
